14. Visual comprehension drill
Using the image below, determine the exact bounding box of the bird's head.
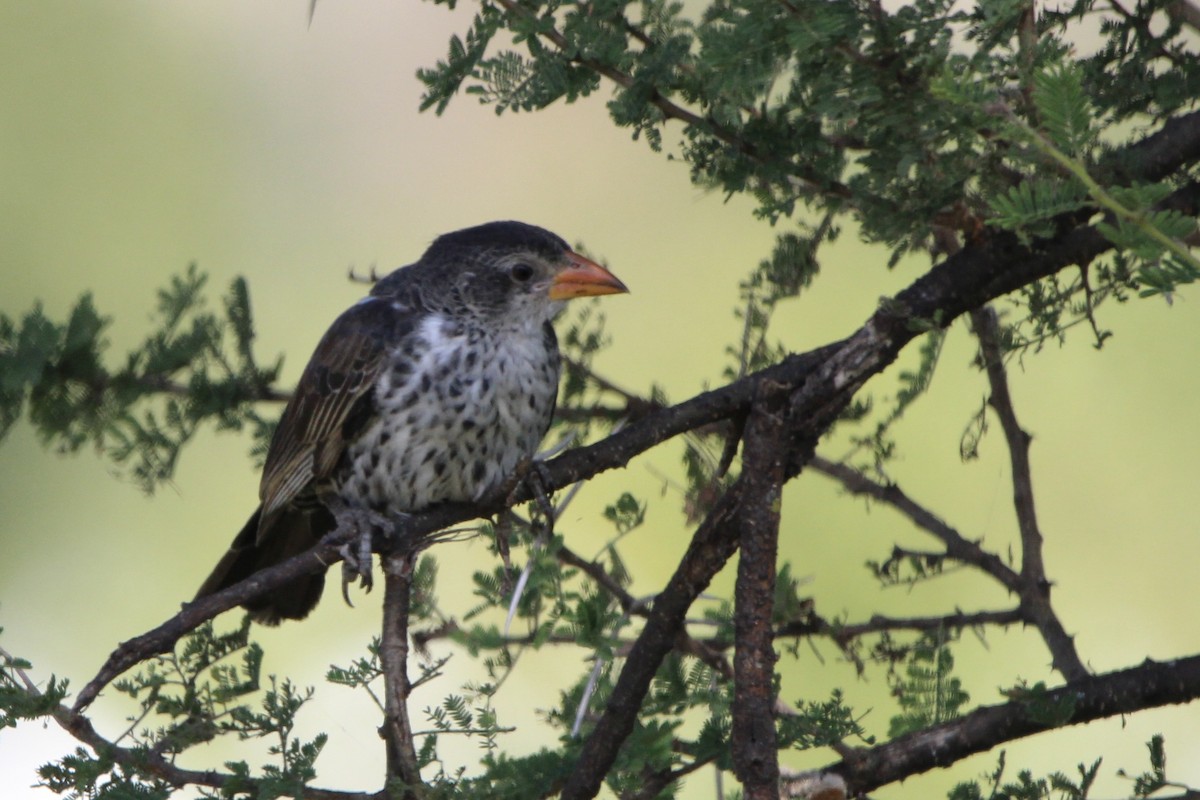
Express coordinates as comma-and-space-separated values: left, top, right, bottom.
377, 221, 627, 325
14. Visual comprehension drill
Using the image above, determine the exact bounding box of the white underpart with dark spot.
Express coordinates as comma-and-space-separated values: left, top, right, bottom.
337, 308, 559, 512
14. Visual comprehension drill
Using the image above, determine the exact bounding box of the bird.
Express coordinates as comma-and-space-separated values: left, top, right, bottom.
194, 221, 627, 624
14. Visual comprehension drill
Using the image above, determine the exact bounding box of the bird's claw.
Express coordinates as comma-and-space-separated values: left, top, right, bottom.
330, 506, 391, 607
505, 457, 554, 511
520, 459, 557, 537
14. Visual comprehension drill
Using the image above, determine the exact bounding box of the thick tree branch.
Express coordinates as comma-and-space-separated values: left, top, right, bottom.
381, 551, 423, 796
830, 653, 1200, 793
556, 164, 1200, 795
732, 395, 788, 798
559, 459, 752, 799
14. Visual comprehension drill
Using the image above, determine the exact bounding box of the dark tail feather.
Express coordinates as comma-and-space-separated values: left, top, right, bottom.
195, 505, 332, 625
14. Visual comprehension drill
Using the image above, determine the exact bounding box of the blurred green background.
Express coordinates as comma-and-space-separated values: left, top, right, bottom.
3, 2, 1200, 797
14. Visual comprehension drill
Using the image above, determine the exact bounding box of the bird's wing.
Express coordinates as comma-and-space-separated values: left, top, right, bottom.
258, 296, 414, 534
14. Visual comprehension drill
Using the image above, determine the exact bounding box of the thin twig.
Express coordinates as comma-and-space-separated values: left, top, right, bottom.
971, 306, 1087, 680
772, 607, 1025, 645
809, 455, 1022, 592
1, 646, 382, 800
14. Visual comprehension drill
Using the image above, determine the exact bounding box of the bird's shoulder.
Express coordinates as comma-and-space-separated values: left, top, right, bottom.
291, 292, 425, 408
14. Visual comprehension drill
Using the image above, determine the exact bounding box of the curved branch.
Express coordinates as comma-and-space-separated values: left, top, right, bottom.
0, 648, 381, 800
971, 306, 1087, 681
831, 653, 1200, 794
810, 455, 1021, 592
771, 607, 1025, 646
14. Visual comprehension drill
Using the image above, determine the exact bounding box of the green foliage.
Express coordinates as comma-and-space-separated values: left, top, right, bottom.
37, 751, 173, 800
723, 226, 826, 384
771, 562, 813, 627
1118, 734, 1170, 798
888, 631, 970, 738
424, 690, 511, 757
948, 737, 1197, 800
1067, 0, 1200, 119
414, 0, 1198, 357
1003, 680, 1077, 727
947, 755, 1100, 800
454, 747, 577, 798
0, 635, 68, 729
8, 620, 328, 799
989, 178, 1089, 242
112, 617, 261, 756
0, 265, 282, 491
326, 638, 386, 696
778, 689, 873, 750
1033, 65, 1099, 157
845, 328, 946, 478
225, 678, 326, 798
417, 10, 505, 115
601, 491, 644, 536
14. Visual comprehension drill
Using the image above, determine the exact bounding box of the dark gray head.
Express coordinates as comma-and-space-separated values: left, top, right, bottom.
372, 221, 627, 325
424, 220, 572, 264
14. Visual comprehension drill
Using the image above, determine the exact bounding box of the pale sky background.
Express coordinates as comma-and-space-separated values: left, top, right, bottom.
2, 2, 1199, 798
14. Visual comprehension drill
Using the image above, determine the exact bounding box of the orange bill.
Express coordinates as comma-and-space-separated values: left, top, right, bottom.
548, 251, 629, 300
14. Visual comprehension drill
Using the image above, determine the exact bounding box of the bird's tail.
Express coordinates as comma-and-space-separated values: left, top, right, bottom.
194, 505, 330, 625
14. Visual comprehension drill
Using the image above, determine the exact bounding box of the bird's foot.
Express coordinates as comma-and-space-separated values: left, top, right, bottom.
328, 505, 391, 606
511, 458, 556, 538
525, 460, 556, 534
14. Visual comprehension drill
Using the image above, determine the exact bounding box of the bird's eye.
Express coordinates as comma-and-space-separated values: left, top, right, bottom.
510, 263, 535, 283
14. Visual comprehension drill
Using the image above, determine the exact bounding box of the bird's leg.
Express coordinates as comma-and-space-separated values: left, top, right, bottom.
493, 511, 515, 593
504, 457, 557, 537
498, 460, 559, 634
525, 459, 557, 540
344, 517, 375, 599
324, 498, 391, 606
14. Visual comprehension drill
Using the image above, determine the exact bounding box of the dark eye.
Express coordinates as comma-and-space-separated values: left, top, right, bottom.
510, 263, 535, 283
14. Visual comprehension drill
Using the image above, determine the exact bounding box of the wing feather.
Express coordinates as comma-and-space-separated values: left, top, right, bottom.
258, 296, 416, 533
